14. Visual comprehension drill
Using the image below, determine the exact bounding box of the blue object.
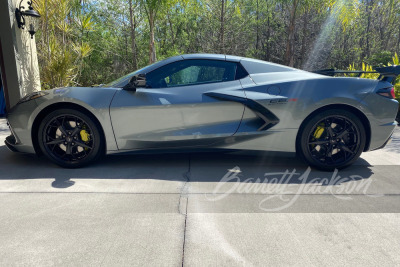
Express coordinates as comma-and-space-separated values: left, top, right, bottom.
0, 76, 6, 116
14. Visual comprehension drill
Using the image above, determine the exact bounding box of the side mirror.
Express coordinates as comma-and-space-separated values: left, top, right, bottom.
123, 74, 147, 91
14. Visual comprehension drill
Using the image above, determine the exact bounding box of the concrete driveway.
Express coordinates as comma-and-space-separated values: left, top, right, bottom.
0, 118, 399, 266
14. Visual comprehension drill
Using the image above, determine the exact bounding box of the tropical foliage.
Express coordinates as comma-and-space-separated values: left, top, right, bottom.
33, 0, 400, 101
348, 53, 400, 100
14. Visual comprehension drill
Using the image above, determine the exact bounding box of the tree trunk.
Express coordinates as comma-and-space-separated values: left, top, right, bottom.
255, 0, 259, 50
129, 0, 138, 69
167, 13, 176, 45
265, 1, 272, 61
300, 8, 308, 67
266, 15, 271, 61
365, 0, 374, 59
383, 0, 393, 51
219, 0, 225, 54
397, 19, 400, 51
284, 0, 298, 67
149, 11, 156, 64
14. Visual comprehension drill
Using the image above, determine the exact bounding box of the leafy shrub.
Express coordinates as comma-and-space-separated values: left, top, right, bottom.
348, 53, 400, 102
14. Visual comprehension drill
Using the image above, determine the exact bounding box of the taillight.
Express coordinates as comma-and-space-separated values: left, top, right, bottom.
377, 87, 396, 99
390, 87, 396, 99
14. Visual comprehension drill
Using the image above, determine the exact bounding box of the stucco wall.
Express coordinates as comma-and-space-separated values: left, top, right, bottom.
7, 0, 41, 97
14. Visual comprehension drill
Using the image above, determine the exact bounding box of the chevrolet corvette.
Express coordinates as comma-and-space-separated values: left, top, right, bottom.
5, 54, 399, 170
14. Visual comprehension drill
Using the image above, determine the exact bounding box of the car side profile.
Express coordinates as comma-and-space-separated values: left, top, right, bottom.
5, 54, 399, 170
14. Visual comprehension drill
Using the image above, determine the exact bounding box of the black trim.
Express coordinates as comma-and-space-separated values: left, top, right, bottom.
204, 92, 279, 131
5, 134, 18, 152
235, 63, 249, 80
313, 66, 400, 84
312, 69, 377, 77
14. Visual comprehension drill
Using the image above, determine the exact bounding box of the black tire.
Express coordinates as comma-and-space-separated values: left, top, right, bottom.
38, 108, 104, 168
297, 109, 366, 171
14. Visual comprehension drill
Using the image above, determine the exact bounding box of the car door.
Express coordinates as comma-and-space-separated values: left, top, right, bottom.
109, 59, 247, 150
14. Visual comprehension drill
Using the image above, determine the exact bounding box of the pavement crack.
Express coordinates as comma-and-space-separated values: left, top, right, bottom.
181, 196, 188, 267
179, 155, 191, 215
179, 155, 190, 267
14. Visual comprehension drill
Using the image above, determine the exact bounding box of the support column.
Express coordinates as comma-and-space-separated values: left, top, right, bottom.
0, 0, 41, 111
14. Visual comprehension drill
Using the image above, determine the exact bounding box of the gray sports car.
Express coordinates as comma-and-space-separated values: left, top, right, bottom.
4, 54, 399, 170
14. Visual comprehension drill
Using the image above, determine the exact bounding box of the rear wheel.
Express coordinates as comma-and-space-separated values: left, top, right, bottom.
38, 109, 104, 168
298, 109, 366, 171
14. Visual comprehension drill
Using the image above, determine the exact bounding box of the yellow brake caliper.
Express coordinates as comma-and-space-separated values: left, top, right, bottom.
80, 129, 90, 143
313, 123, 325, 139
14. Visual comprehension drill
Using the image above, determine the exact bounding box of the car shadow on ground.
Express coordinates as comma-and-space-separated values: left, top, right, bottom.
0, 144, 374, 189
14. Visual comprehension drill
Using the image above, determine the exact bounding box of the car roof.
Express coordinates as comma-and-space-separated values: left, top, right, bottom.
136, 53, 297, 75
181, 54, 297, 74
178, 53, 243, 62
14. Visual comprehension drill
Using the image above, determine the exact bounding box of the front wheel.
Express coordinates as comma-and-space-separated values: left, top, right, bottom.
298, 109, 366, 171
38, 109, 104, 168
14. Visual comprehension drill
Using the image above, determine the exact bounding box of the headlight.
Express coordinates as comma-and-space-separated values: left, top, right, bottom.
18, 91, 48, 104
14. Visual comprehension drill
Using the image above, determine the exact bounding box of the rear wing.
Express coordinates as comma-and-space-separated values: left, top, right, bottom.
313, 65, 400, 84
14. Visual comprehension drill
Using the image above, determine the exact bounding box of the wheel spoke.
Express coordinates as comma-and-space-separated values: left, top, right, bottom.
337, 130, 348, 139
326, 126, 334, 138
71, 127, 81, 136
75, 141, 92, 149
65, 144, 72, 155
325, 145, 333, 158
55, 118, 68, 136
70, 148, 78, 160
340, 144, 354, 154
46, 139, 65, 145
309, 140, 327, 145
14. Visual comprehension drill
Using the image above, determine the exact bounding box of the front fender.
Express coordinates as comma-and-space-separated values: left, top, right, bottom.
31, 87, 119, 152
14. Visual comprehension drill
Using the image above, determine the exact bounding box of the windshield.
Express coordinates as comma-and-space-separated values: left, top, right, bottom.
104, 61, 162, 88
104, 70, 140, 88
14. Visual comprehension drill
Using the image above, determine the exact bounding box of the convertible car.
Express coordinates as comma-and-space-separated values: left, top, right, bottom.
5, 54, 399, 170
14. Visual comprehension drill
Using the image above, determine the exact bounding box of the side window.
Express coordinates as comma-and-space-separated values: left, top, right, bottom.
146, 60, 239, 88
167, 66, 201, 86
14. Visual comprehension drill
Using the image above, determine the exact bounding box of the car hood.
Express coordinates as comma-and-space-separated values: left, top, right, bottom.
47, 86, 119, 95
32, 86, 120, 113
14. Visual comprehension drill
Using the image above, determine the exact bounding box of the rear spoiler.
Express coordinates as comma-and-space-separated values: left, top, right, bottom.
313, 65, 400, 84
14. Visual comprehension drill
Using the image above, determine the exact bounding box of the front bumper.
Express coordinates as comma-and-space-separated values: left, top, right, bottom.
4, 120, 22, 153
4, 116, 36, 154
5, 99, 38, 154
5, 134, 18, 152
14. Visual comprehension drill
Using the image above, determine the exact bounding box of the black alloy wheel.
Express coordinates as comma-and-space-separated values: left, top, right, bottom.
38, 109, 103, 168
298, 109, 366, 171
